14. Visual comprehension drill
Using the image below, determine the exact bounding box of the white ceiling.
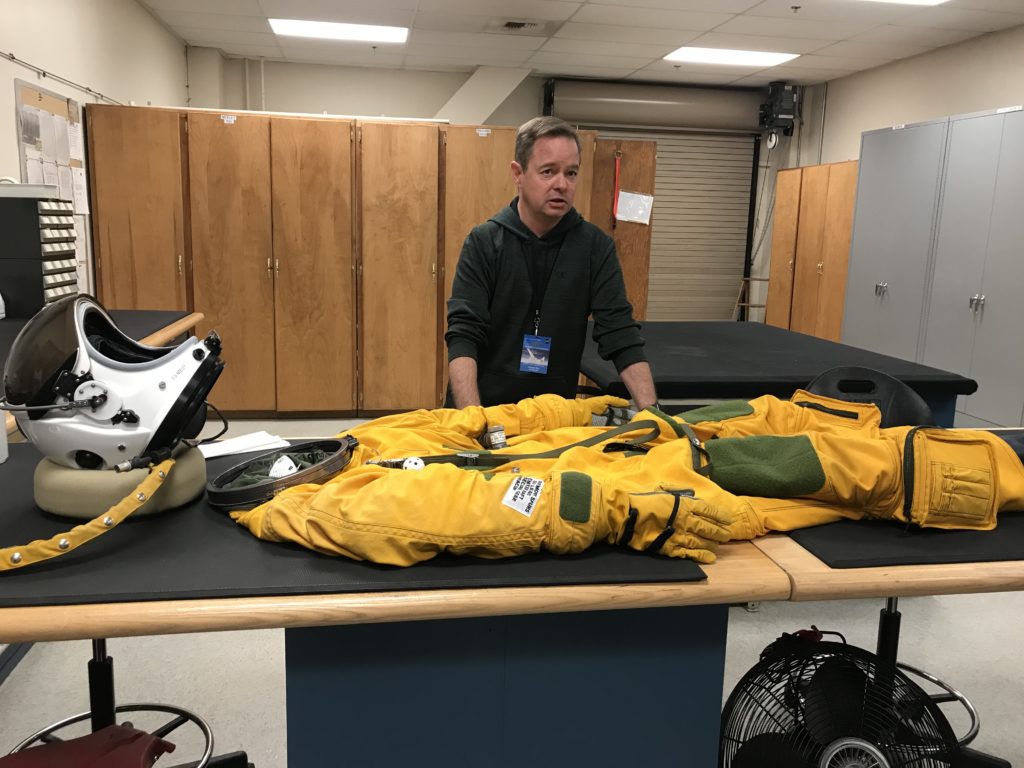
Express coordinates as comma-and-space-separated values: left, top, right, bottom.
140, 0, 1024, 87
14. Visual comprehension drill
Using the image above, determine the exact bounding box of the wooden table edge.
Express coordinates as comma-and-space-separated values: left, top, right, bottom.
753, 533, 1024, 601
0, 542, 790, 643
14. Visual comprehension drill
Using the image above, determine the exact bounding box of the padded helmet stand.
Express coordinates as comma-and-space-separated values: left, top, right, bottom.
2, 640, 252, 768
807, 368, 1008, 767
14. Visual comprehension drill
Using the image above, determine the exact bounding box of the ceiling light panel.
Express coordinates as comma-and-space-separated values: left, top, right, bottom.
269, 18, 409, 43
664, 46, 800, 66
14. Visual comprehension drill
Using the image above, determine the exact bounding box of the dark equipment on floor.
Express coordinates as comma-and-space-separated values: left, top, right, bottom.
0, 640, 253, 768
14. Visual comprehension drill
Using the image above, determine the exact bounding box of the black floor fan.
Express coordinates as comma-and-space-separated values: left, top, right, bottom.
720, 600, 1010, 768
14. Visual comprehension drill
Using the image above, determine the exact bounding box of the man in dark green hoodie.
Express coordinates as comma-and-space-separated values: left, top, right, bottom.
446, 116, 658, 410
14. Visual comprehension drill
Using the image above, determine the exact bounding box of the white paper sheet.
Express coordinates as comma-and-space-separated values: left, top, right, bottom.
58, 164, 74, 202
72, 166, 90, 213
615, 190, 654, 225
42, 160, 59, 186
198, 431, 290, 459
54, 116, 71, 165
67, 120, 85, 163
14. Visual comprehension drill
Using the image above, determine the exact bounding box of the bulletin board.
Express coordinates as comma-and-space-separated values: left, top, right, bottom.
14, 78, 89, 213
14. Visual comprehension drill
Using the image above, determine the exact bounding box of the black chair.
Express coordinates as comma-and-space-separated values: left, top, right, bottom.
805, 366, 936, 428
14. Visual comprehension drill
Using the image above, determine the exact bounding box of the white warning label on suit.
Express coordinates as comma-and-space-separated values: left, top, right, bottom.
502, 476, 544, 517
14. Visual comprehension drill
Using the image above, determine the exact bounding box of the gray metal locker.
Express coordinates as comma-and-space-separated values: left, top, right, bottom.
966, 108, 1024, 426
920, 112, 1003, 380
841, 118, 948, 360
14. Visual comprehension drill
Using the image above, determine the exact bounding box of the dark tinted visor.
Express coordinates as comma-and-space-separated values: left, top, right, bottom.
3, 295, 80, 407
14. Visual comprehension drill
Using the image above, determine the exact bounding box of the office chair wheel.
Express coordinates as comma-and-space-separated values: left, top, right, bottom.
8, 702, 214, 767
897, 661, 980, 748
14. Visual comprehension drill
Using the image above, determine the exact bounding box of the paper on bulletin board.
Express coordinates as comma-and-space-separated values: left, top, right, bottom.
72, 167, 90, 213
58, 165, 74, 203
614, 190, 654, 225
67, 120, 85, 163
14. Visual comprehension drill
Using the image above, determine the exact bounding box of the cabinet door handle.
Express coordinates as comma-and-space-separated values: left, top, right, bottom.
976, 294, 985, 309
969, 294, 978, 310
875, 282, 888, 296
816, 262, 824, 274
275, 259, 280, 275
267, 258, 273, 275
177, 254, 183, 276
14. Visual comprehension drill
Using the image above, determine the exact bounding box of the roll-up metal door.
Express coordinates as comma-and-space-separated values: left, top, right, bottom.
598, 130, 755, 320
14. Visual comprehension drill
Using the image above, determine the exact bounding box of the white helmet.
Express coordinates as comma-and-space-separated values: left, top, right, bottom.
2, 295, 224, 470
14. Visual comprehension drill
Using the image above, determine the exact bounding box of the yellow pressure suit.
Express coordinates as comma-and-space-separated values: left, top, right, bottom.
230, 392, 1024, 567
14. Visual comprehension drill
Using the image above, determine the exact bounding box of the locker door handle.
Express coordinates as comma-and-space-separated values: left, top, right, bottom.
969, 294, 977, 310
976, 294, 985, 310
875, 282, 888, 296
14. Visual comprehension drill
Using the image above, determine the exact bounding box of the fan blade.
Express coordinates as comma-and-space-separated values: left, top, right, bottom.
803, 657, 868, 745
731, 732, 814, 768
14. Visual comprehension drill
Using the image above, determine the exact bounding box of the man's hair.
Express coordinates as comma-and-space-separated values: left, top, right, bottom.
514, 116, 581, 169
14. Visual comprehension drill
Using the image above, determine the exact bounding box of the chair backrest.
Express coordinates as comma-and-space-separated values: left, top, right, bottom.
804, 366, 936, 428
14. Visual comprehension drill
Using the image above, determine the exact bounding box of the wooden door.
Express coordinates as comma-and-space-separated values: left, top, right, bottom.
188, 112, 275, 412
574, 130, 598, 221
359, 122, 439, 412
764, 168, 802, 328
788, 164, 829, 335
592, 138, 657, 319
87, 105, 188, 310
815, 161, 858, 341
271, 117, 356, 412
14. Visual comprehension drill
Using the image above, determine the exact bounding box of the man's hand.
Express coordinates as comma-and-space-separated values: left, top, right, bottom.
620, 361, 658, 411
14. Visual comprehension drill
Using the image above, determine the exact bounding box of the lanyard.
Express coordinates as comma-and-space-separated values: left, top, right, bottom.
526, 242, 561, 335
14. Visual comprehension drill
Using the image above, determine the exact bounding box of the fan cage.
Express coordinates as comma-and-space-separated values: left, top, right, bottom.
720, 639, 959, 768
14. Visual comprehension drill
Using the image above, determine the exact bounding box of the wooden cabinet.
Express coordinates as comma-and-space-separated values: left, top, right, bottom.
271, 117, 356, 412
86, 105, 189, 310
591, 138, 657, 320
359, 122, 439, 412
765, 160, 857, 341
188, 112, 275, 412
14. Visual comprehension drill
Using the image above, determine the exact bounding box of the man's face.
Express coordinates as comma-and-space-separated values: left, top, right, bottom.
512, 135, 580, 229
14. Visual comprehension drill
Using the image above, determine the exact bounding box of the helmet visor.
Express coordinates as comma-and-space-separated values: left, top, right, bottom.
3, 295, 81, 408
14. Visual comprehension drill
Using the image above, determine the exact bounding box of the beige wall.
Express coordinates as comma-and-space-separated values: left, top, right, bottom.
0, 0, 186, 179
820, 24, 1024, 162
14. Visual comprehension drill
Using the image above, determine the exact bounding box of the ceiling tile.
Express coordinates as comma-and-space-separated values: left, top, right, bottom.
153, 9, 272, 33
414, 0, 581, 22
715, 15, 877, 39
779, 53, 885, 70
218, 43, 286, 59
403, 44, 532, 64
540, 37, 678, 58
410, 12, 491, 33
528, 50, 657, 68
896, 5, 1024, 31
257, 1, 415, 27
399, 58, 476, 72
279, 46, 405, 66
174, 25, 278, 45
742, 0, 918, 24
847, 24, 980, 47
554, 22, 700, 46
639, 58, 765, 77
144, 0, 265, 15
686, 32, 836, 54
261, 0, 419, 13
571, 5, 733, 30
408, 29, 547, 50
626, 70, 749, 86
812, 39, 931, 58
759, 64, 860, 84
949, 0, 1024, 11
587, 0, 758, 11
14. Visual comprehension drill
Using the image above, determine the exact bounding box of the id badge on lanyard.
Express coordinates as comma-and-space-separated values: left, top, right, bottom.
520, 332, 551, 374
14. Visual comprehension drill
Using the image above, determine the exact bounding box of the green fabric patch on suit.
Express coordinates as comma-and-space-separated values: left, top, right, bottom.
678, 401, 754, 423
559, 471, 592, 523
705, 435, 826, 498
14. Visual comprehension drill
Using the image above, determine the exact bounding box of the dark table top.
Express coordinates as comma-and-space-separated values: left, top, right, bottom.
581, 321, 977, 400
0, 445, 703, 609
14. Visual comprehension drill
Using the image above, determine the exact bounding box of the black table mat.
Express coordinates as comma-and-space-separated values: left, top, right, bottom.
788, 512, 1024, 569
0, 445, 704, 608
580, 321, 977, 400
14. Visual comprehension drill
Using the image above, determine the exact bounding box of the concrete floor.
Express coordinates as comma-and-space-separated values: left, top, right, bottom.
2, 416, 1023, 765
